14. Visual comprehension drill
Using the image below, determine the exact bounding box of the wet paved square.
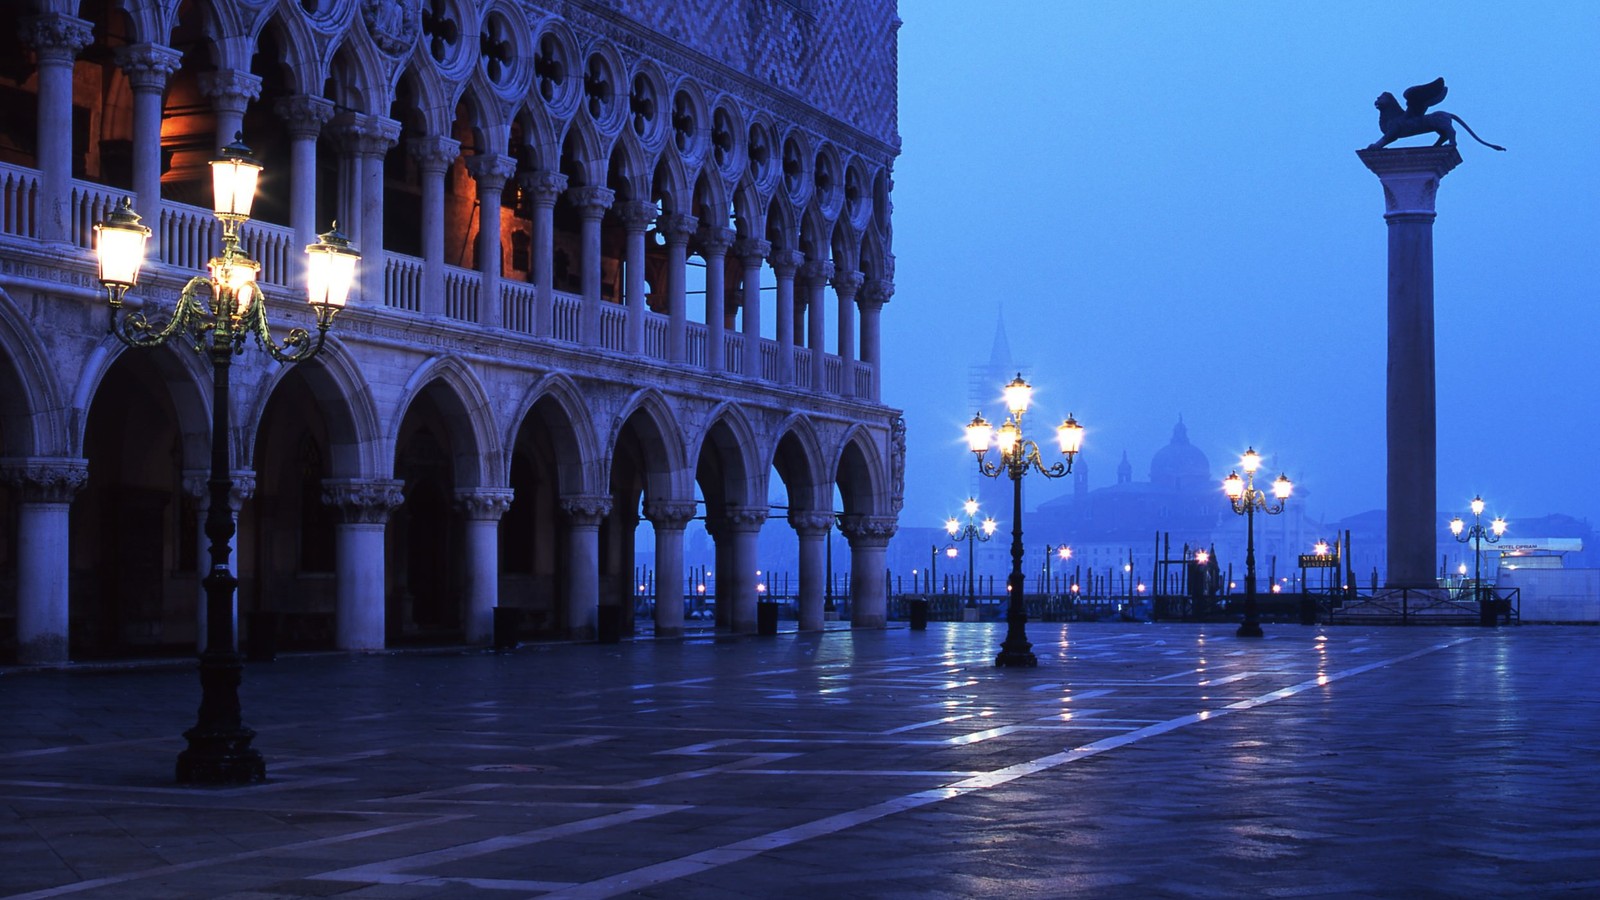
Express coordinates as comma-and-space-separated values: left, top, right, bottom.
3, 623, 1598, 898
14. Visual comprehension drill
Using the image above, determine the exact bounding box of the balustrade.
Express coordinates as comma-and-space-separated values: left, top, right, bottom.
0, 163, 38, 238
384, 254, 423, 312
443, 264, 478, 321
503, 280, 536, 334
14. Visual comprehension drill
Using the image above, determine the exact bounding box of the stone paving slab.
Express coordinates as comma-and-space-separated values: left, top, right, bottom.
2, 623, 1598, 898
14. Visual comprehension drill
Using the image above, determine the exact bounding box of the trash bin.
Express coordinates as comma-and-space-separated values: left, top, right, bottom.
597, 605, 622, 643
908, 598, 928, 631
493, 606, 521, 652
245, 611, 279, 662
757, 601, 779, 635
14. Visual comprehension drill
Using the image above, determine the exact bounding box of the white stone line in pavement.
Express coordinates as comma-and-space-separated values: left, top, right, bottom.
533, 636, 1474, 900
0, 775, 354, 797
880, 713, 976, 733
2, 815, 470, 900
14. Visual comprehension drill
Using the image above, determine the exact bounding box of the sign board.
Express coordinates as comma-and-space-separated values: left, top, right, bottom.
1298, 554, 1339, 568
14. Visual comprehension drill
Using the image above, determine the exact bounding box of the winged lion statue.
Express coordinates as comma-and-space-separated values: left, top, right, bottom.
1367, 78, 1505, 152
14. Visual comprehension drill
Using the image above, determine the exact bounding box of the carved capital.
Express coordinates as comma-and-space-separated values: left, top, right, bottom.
198, 69, 264, 114
732, 237, 771, 265
768, 248, 805, 278
115, 43, 183, 91
656, 212, 699, 242
860, 278, 895, 306
322, 478, 406, 524
465, 153, 518, 193
455, 487, 516, 521
0, 457, 89, 503
1357, 146, 1461, 218
330, 113, 401, 157
719, 505, 768, 532
798, 259, 834, 285
831, 271, 864, 297
566, 185, 615, 215
518, 170, 568, 206
21, 14, 92, 62
838, 514, 898, 546
561, 495, 612, 526
696, 226, 737, 258
787, 510, 835, 537
274, 95, 337, 139
406, 135, 460, 173
613, 199, 658, 232
643, 499, 698, 529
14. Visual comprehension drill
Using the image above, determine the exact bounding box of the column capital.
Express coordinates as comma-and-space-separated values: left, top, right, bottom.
1357, 146, 1462, 218
614, 199, 658, 232
455, 487, 515, 521
643, 499, 698, 529
322, 478, 406, 524
566, 185, 615, 215
198, 68, 264, 116
838, 514, 898, 546
464, 152, 518, 192
406, 135, 461, 173
21, 14, 92, 62
0, 457, 89, 503
115, 43, 183, 91
787, 510, 835, 537
860, 278, 895, 306
733, 237, 771, 264
183, 469, 257, 509
719, 506, 768, 533
561, 495, 613, 526
656, 212, 699, 243
831, 270, 864, 297
768, 247, 805, 277
697, 226, 737, 258
518, 170, 568, 206
330, 113, 401, 157
798, 258, 834, 285
274, 94, 337, 139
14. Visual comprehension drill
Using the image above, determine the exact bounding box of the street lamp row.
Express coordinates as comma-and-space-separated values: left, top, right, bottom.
945, 497, 996, 608
1451, 495, 1507, 627
1222, 447, 1293, 638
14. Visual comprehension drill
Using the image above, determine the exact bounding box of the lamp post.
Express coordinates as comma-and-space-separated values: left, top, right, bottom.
965, 374, 1083, 667
1222, 447, 1293, 639
93, 136, 359, 784
945, 498, 996, 608
1450, 495, 1507, 627
1044, 544, 1071, 593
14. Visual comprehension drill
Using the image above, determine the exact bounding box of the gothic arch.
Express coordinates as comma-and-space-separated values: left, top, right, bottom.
70, 337, 211, 468
504, 373, 601, 496
692, 403, 763, 509
389, 355, 499, 488
833, 426, 888, 518
241, 339, 383, 479
609, 388, 689, 501
254, 7, 327, 99
769, 414, 829, 514
0, 289, 67, 457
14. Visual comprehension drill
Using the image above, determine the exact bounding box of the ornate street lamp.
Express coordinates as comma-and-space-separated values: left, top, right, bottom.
1222, 447, 1292, 638
1043, 544, 1071, 593
945, 497, 996, 608
964, 373, 1083, 667
94, 136, 359, 784
1450, 495, 1507, 627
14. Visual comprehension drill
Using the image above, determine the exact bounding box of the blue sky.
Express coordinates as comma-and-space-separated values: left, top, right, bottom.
883, 1, 1600, 532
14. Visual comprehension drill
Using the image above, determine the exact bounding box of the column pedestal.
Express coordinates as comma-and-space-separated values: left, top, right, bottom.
323, 479, 405, 650
790, 511, 832, 632
840, 515, 897, 629
1, 459, 89, 664
456, 489, 515, 645
562, 496, 611, 640
645, 501, 697, 639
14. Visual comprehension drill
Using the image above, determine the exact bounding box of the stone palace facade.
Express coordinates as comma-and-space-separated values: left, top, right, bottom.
0, 0, 902, 663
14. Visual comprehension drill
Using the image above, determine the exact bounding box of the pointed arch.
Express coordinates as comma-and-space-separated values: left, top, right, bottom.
559, 116, 607, 187
504, 373, 602, 496
71, 336, 211, 468
606, 130, 652, 203
646, 140, 690, 212
254, 7, 325, 98
389, 355, 500, 487
692, 402, 764, 509
610, 388, 690, 502
0, 288, 66, 457
242, 339, 384, 479
769, 414, 828, 514
833, 425, 888, 518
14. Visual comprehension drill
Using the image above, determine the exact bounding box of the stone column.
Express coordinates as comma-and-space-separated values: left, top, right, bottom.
769, 248, 804, 384
465, 153, 516, 329
519, 171, 566, 337
833, 271, 862, 398
1358, 147, 1462, 589
408, 135, 460, 318
789, 510, 832, 632
275, 95, 336, 251
700, 227, 736, 373
184, 470, 255, 653
644, 500, 697, 639
859, 279, 892, 403
116, 44, 183, 225
734, 238, 770, 378
614, 200, 656, 354
567, 186, 615, 346
322, 479, 405, 650
1, 458, 88, 664
800, 259, 833, 392
840, 515, 897, 628
330, 115, 400, 308
719, 507, 766, 634
455, 488, 515, 645
198, 69, 263, 153
561, 496, 611, 640
658, 212, 698, 363
22, 14, 92, 244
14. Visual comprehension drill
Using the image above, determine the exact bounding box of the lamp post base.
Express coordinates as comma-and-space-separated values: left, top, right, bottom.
176, 727, 266, 784
995, 642, 1038, 667
1236, 620, 1264, 638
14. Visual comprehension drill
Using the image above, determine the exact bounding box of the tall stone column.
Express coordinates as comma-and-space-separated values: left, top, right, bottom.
644, 500, 696, 639
700, 227, 736, 373
561, 496, 611, 640
198, 69, 263, 153
465, 154, 516, 329
833, 271, 862, 397
116, 44, 183, 226
185, 470, 255, 653
658, 212, 698, 363
789, 510, 832, 632
734, 238, 770, 378
614, 199, 656, 354
567, 186, 614, 346
1358, 146, 1462, 589
322, 479, 405, 650
721, 507, 766, 634
840, 515, 897, 628
22, 14, 92, 244
800, 259, 833, 392
859, 279, 892, 403
408, 135, 460, 318
519, 171, 566, 337
1, 459, 88, 664
330, 115, 400, 308
275, 95, 336, 251
455, 488, 514, 645
769, 249, 804, 384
